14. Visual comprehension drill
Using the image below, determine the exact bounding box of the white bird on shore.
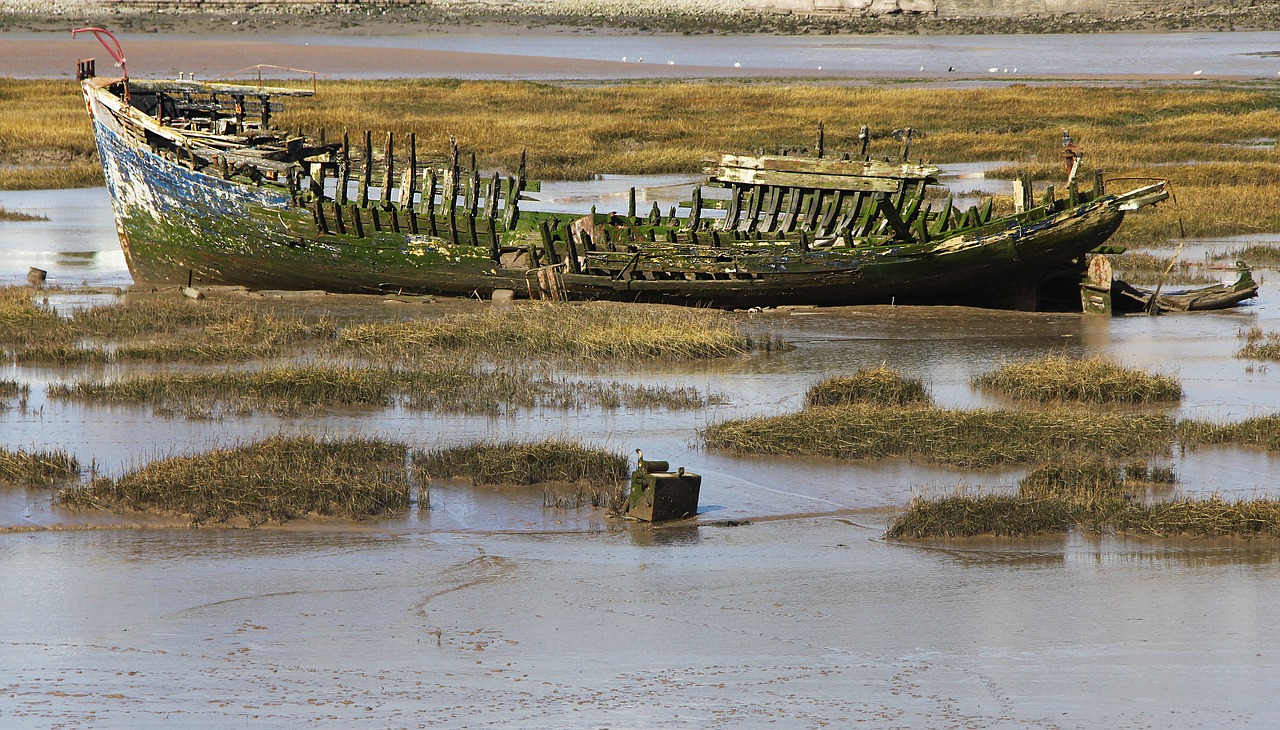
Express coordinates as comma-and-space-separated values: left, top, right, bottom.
919, 65, 924, 72
734, 62, 741, 68
1193, 69, 1203, 75
622, 56, 627, 62
1012, 67, 1017, 73
989, 67, 998, 73
668, 60, 674, 65
817, 65, 822, 70
637, 57, 644, 63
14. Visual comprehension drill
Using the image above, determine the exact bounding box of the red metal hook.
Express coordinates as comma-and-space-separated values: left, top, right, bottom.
73, 27, 128, 101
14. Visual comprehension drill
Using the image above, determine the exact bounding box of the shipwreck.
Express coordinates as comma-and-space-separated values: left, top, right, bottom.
77, 30, 1181, 311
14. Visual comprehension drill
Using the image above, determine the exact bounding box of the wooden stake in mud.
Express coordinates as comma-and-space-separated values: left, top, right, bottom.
563, 226, 582, 274
445, 137, 459, 246
350, 205, 365, 238
816, 121, 825, 159
486, 171, 501, 259
423, 168, 438, 236
333, 200, 346, 235
503, 149, 526, 230
628, 187, 637, 221
688, 186, 703, 231
358, 130, 372, 208
337, 132, 350, 205
380, 132, 394, 207
467, 154, 480, 247
405, 132, 418, 212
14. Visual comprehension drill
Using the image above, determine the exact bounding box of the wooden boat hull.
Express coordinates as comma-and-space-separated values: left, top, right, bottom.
83, 75, 1151, 310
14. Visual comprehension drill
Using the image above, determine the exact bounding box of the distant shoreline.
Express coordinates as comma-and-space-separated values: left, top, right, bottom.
4, 2, 1280, 37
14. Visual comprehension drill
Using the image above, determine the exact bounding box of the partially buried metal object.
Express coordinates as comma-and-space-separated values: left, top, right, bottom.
626, 449, 701, 522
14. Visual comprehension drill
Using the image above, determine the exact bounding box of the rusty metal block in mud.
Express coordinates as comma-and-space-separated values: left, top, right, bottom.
626, 457, 701, 523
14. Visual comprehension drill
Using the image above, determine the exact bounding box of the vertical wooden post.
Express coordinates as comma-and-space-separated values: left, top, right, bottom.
446, 137, 459, 246
688, 186, 702, 231
350, 205, 365, 238
380, 132, 394, 207
358, 130, 372, 208
337, 132, 350, 205
424, 169, 438, 236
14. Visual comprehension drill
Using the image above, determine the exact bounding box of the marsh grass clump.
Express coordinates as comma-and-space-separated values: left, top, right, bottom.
1236, 325, 1280, 361
0, 206, 47, 222
14, 343, 110, 365
1214, 245, 1280, 267
56, 435, 410, 525
0, 446, 80, 487
416, 440, 628, 486
49, 363, 716, 416
1017, 458, 1127, 503
1178, 414, 1280, 452
889, 491, 1280, 539
338, 302, 759, 362
974, 355, 1182, 404
416, 440, 629, 511
0, 286, 68, 345
1111, 497, 1280, 539
1110, 252, 1217, 286
886, 494, 1076, 539
704, 405, 1174, 467
805, 367, 931, 408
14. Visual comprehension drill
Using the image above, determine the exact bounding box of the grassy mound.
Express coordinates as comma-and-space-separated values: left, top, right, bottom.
339, 302, 766, 362
57, 435, 411, 525
805, 367, 931, 408
0, 446, 80, 487
973, 355, 1182, 404
416, 440, 629, 511
704, 404, 1174, 467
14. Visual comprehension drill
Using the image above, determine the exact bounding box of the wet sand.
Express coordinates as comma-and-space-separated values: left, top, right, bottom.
5, 519, 1280, 727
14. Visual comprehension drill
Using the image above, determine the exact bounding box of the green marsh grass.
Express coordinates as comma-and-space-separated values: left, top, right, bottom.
805, 366, 931, 408
0, 446, 80, 486
973, 355, 1182, 404
56, 435, 411, 525
704, 404, 1175, 467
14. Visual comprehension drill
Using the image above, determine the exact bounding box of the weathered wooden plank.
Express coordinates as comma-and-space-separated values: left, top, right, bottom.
780, 188, 804, 233
817, 190, 844, 236
875, 192, 913, 240
712, 166, 903, 193
713, 153, 936, 180
742, 184, 763, 233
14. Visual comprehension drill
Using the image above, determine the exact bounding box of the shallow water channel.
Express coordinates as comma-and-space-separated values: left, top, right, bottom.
3, 183, 1280, 727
